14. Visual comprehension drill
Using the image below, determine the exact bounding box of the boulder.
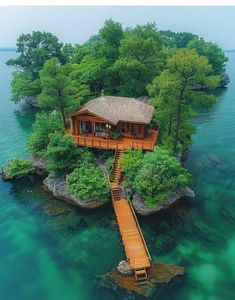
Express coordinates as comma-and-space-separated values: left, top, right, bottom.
117, 260, 133, 276
132, 187, 195, 216
98, 261, 185, 298
43, 176, 107, 209
219, 72, 230, 87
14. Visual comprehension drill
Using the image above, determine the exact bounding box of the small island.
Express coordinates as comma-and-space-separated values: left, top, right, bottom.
2, 19, 229, 297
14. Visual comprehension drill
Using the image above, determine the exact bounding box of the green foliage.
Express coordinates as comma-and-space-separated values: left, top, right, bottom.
160, 30, 198, 49
27, 112, 63, 155
5, 158, 35, 179
187, 37, 228, 74
38, 58, 82, 127
110, 130, 122, 140
70, 55, 108, 95
6, 31, 67, 102
10, 71, 41, 103
121, 148, 191, 208
148, 48, 219, 152
66, 162, 110, 202
120, 149, 144, 185
112, 23, 164, 96
45, 132, 93, 177
99, 19, 123, 62
6, 31, 65, 79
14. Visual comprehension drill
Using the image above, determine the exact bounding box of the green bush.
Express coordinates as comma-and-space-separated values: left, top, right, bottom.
27, 112, 63, 155
66, 162, 110, 202
45, 132, 92, 177
121, 148, 192, 208
110, 130, 122, 140
5, 158, 35, 179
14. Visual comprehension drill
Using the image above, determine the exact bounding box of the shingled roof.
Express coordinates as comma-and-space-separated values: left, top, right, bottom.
68, 96, 154, 125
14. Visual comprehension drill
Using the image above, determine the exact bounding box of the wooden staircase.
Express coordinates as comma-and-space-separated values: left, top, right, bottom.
109, 149, 150, 286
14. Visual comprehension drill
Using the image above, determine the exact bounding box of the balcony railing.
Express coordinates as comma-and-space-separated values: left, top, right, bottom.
65, 129, 159, 151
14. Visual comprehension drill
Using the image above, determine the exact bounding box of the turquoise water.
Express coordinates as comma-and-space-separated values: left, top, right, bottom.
0, 50, 235, 300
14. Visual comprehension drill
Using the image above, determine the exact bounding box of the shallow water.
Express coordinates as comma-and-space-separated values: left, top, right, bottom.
0, 50, 234, 300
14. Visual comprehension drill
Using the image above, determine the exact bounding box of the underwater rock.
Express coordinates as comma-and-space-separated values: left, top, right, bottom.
117, 260, 134, 276
132, 187, 195, 216
43, 176, 107, 209
98, 261, 185, 298
207, 153, 221, 165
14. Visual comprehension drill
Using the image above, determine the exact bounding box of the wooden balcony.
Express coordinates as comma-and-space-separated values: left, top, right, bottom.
64, 129, 159, 151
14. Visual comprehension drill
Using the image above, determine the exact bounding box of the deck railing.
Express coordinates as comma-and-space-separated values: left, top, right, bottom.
65, 129, 158, 151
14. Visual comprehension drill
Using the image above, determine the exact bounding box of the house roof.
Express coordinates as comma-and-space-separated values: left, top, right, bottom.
67, 96, 154, 125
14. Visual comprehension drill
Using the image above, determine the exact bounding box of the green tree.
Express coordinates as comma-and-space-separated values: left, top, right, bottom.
6, 31, 64, 79
45, 132, 81, 177
112, 23, 164, 96
121, 148, 192, 208
27, 112, 63, 155
160, 30, 198, 49
148, 48, 219, 153
99, 19, 123, 62
6, 31, 66, 103
38, 58, 81, 128
66, 162, 110, 202
71, 55, 108, 95
10, 71, 41, 103
187, 37, 228, 74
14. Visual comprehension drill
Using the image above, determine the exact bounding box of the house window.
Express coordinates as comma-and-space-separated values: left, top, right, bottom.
94, 122, 107, 137
80, 121, 92, 135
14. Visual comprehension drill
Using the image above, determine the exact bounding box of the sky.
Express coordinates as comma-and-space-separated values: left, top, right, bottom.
0, 6, 234, 49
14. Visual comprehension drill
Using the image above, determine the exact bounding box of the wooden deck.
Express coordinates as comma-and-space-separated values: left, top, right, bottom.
109, 150, 151, 284
65, 129, 158, 151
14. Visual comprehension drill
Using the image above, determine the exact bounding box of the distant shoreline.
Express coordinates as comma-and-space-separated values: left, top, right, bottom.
0, 48, 16, 52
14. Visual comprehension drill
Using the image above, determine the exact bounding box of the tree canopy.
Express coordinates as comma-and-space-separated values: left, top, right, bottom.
27, 112, 63, 155
121, 148, 192, 208
38, 58, 83, 127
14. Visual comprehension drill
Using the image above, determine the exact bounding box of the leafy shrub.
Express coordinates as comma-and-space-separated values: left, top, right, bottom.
45, 132, 92, 177
120, 149, 144, 185
110, 130, 122, 140
27, 112, 63, 155
66, 162, 110, 202
5, 158, 35, 179
121, 148, 192, 208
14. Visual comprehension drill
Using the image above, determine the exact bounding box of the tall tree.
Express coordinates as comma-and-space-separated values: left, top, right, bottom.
113, 23, 164, 96
7, 31, 65, 79
6, 31, 66, 103
38, 58, 80, 128
148, 48, 219, 153
99, 19, 123, 62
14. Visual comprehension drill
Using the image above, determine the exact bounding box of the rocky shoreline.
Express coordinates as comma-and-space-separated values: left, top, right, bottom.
132, 187, 195, 216
43, 176, 107, 209
2, 156, 195, 213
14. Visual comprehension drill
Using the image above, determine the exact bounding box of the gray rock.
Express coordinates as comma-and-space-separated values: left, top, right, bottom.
43, 176, 107, 209
219, 72, 230, 87
117, 260, 133, 276
132, 187, 195, 216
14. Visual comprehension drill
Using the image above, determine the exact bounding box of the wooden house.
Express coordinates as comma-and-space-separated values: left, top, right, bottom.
65, 96, 159, 150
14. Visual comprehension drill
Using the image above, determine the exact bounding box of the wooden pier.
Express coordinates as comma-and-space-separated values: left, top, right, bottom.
109, 150, 151, 285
